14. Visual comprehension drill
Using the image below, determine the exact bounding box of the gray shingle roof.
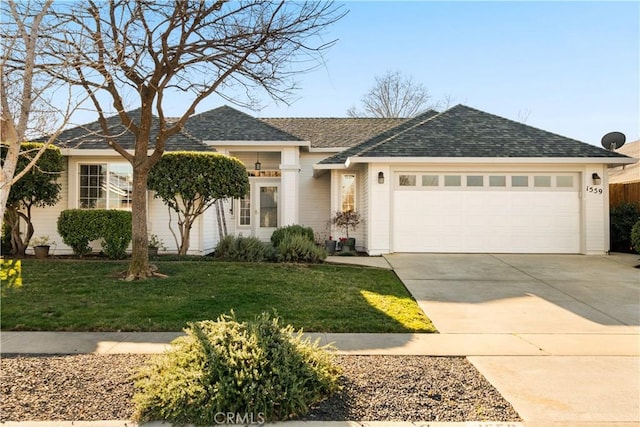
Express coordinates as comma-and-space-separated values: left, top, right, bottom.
319, 110, 439, 164
261, 117, 407, 148
184, 106, 302, 142
321, 105, 630, 164
52, 108, 212, 152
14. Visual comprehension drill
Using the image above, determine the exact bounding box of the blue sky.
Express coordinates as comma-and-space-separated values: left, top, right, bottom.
68, 1, 639, 148
200, 0, 639, 148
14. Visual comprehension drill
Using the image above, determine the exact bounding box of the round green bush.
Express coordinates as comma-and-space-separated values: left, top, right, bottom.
270, 224, 314, 248
631, 220, 640, 254
133, 312, 341, 424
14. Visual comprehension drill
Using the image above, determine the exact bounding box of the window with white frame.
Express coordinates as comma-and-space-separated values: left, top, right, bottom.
238, 187, 251, 226
340, 174, 356, 212
79, 163, 133, 209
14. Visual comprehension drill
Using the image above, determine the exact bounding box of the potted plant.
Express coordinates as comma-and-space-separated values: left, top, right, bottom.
31, 236, 55, 259
148, 234, 166, 257
331, 210, 361, 252
324, 235, 337, 254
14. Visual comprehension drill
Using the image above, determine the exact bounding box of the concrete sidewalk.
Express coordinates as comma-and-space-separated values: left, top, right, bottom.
1, 331, 639, 356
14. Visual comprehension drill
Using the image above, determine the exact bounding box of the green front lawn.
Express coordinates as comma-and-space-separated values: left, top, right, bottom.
1, 260, 435, 333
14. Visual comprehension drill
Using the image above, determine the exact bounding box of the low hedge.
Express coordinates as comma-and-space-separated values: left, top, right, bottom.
631, 220, 640, 254
610, 202, 640, 253
57, 209, 132, 259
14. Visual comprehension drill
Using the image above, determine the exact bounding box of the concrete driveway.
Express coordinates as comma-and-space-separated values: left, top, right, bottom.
385, 253, 640, 423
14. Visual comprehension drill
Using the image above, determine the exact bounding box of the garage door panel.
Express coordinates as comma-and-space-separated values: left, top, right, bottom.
393, 175, 580, 253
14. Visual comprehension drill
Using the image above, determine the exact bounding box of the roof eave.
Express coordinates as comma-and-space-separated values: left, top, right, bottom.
348, 156, 638, 165
204, 140, 309, 148
313, 163, 346, 170
308, 147, 348, 153
61, 148, 134, 157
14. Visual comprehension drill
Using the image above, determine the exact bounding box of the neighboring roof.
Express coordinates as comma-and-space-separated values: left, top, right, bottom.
321, 105, 632, 164
184, 106, 302, 142
53, 108, 211, 152
609, 140, 640, 183
261, 117, 407, 149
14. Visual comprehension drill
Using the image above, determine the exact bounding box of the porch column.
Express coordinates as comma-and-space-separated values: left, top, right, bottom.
280, 147, 300, 226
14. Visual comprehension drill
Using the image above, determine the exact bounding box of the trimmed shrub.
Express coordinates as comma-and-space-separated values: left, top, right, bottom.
610, 202, 640, 253
277, 234, 327, 263
270, 224, 314, 248
214, 235, 266, 262
57, 209, 132, 259
100, 211, 133, 259
133, 312, 341, 424
631, 220, 640, 254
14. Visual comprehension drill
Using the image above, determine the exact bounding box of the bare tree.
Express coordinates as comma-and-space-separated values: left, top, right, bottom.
41, 0, 345, 280
347, 70, 437, 118
347, 70, 457, 118
0, 0, 86, 223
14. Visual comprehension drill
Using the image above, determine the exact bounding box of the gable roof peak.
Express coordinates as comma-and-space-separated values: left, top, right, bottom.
184, 105, 302, 142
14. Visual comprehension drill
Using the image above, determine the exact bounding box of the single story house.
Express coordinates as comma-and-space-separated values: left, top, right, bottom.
28, 104, 635, 256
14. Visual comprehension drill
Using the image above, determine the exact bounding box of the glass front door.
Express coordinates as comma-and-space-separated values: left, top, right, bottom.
256, 184, 278, 240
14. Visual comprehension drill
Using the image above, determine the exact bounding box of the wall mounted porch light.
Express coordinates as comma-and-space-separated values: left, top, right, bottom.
378, 171, 384, 184
255, 152, 261, 171
592, 173, 601, 185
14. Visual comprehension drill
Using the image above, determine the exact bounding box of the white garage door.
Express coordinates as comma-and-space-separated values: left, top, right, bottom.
393, 172, 581, 253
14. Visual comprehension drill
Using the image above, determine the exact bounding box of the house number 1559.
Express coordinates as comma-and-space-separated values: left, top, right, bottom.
586, 186, 603, 194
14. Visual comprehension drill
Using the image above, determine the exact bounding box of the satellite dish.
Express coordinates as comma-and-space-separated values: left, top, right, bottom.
601, 131, 626, 151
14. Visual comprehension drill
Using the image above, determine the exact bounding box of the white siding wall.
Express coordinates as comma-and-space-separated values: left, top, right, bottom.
583, 163, 608, 254
26, 158, 73, 255
367, 164, 392, 255
360, 164, 369, 250
201, 199, 231, 254
298, 153, 332, 239
147, 195, 202, 255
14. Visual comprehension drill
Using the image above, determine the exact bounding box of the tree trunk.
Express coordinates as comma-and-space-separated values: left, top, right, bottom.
126, 167, 150, 280
178, 217, 192, 256
7, 207, 32, 256
0, 123, 20, 223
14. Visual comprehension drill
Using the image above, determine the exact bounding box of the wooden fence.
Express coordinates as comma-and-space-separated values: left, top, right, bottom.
610, 182, 640, 208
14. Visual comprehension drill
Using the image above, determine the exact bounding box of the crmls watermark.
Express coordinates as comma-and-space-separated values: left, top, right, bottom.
213, 412, 266, 425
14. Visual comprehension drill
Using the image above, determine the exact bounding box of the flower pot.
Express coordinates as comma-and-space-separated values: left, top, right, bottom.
34, 245, 50, 259
347, 237, 356, 250
325, 240, 337, 254
148, 247, 159, 257
340, 238, 356, 252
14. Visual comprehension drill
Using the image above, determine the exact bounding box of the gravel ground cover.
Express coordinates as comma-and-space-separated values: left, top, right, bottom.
1, 354, 520, 422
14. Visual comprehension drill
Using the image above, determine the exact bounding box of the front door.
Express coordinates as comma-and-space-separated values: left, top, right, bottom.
255, 184, 279, 241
